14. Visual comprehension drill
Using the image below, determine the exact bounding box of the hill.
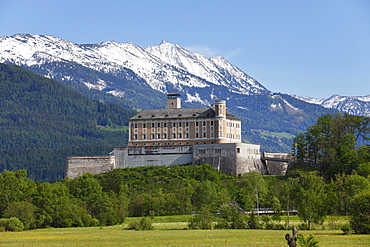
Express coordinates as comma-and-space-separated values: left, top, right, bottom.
0, 63, 136, 181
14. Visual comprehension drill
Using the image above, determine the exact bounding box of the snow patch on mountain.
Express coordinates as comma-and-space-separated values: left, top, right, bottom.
293, 94, 370, 117
107, 89, 126, 98
185, 92, 209, 106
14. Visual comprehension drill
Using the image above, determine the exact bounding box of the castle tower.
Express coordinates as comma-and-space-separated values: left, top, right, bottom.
215, 100, 226, 118
167, 92, 181, 109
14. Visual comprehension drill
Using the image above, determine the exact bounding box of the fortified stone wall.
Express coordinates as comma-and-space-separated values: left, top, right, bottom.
192, 143, 266, 176
65, 156, 115, 179
113, 145, 193, 168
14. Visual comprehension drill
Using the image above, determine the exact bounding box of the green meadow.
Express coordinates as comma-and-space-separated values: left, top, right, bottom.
1, 217, 370, 247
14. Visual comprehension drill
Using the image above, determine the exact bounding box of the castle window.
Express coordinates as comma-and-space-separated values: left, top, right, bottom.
178, 133, 182, 138
186, 133, 189, 138
173, 122, 176, 127
186, 122, 189, 127
173, 133, 176, 138
151, 134, 155, 139
237, 148, 240, 153
157, 122, 161, 128
179, 122, 182, 127
143, 123, 146, 128
211, 121, 214, 126
134, 123, 138, 128
164, 122, 167, 127
203, 121, 206, 126
163, 133, 167, 139
195, 133, 199, 138
157, 133, 161, 139
203, 132, 207, 138
134, 134, 138, 140
152, 123, 155, 128
196, 122, 199, 127
143, 134, 147, 139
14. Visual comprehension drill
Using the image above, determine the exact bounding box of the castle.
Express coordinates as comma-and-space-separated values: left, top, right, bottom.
66, 93, 289, 179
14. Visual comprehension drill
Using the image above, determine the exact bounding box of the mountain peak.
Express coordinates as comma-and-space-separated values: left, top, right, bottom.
160, 40, 171, 45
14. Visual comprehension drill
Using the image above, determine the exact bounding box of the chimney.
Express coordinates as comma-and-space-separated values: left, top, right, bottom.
167, 93, 181, 109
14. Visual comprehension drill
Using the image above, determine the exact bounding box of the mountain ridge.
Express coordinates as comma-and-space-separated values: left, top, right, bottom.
1, 33, 364, 152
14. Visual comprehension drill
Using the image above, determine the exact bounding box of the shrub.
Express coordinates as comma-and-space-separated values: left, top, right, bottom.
341, 223, 352, 235
0, 217, 24, 232
128, 220, 140, 230
128, 217, 153, 231
247, 213, 258, 229
188, 210, 213, 229
297, 234, 319, 247
139, 217, 153, 230
90, 218, 100, 227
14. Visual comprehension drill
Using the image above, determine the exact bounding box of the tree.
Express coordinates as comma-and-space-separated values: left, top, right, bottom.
293, 113, 370, 178
239, 171, 268, 228
216, 203, 247, 229
279, 177, 299, 229
188, 207, 214, 229
0, 170, 36, 216
349, 191, 370, 234
296, 175, 327, 230
191, 180, 220, 212
3, 201, 37, 230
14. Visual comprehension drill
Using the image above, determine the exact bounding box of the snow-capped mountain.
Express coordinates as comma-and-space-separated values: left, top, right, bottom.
0, 34, 268, 100
1, 33, 368, 152
293, 94, 370, 117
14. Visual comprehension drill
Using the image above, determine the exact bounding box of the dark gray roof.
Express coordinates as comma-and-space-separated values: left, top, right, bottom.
130, 107, 241, 121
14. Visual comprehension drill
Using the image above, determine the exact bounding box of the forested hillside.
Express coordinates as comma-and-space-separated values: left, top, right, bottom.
0, 63, 136, 181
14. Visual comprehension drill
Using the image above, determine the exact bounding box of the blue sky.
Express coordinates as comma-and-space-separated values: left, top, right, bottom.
1, 0, 369, 98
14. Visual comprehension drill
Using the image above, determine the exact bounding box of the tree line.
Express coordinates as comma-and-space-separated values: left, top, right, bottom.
1, 163, 370, 233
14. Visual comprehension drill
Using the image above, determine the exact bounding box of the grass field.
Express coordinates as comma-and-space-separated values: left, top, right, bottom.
1, 218, 370, 247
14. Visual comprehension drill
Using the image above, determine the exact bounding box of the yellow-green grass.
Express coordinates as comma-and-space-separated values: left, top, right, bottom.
1, 225, 370, 247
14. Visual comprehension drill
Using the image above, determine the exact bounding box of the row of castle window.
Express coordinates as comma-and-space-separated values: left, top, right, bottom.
226, 133, 240, 139
133, 120, 215, 129
226, 122, 240, 128
133, 131, 213, 140
134, 141, 214, 146
198, 148, 240, 154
